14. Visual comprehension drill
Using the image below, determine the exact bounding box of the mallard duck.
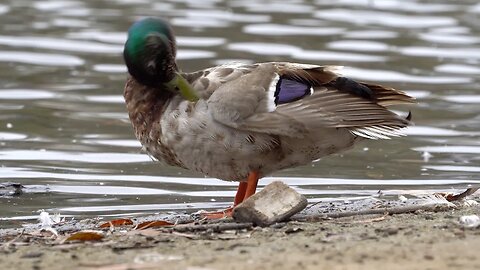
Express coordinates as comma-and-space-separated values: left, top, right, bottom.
123, 18, 414, 217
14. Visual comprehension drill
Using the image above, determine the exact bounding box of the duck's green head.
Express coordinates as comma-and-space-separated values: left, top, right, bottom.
124, 18, 177, 86
123, 18, 199, 101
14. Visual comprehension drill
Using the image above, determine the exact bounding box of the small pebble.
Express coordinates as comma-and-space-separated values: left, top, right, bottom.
424, 254, 434, 260
459, 215, 480, 228
21, 252, 43, 258
285, 227, 303, 234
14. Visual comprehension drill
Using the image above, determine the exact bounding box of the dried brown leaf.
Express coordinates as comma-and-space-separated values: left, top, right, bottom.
99, 218, 134, 228
136, 220, 173, 230
66, 231, 104, 242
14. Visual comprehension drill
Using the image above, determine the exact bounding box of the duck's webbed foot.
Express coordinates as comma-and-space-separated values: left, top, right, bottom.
200, 172, 259, 220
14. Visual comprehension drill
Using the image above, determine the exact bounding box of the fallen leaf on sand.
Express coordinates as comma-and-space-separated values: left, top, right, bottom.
65, 231, 104, 242
99, 218, 134, 228
136, 220, 173, 230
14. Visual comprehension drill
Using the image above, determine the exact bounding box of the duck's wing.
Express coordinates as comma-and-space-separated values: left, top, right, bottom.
274, 63, 415, 139
182, 62, 415, 139
182, 63, 260, 99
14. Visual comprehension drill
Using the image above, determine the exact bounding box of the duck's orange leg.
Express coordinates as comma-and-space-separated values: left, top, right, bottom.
234, 181, 248, 206
202, 171, 259, 219
201, 181, 247, 219
243, 170, 259, 201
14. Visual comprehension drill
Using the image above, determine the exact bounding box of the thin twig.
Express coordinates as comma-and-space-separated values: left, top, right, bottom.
1, 229, 24, 252
339, 213, 388, 224
168, 222, 253, 233
293, 203, 454, 222
446, 187, 480, 202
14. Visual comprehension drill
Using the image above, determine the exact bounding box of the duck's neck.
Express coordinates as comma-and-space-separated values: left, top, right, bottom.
123, 77, 173, 142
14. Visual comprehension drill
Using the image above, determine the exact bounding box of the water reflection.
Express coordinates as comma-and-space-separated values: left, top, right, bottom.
244, 24, 344, 36
314, 9, 456, 28
0, 51, 84, 66
343, 67, 471, 84
435, 64, 480, 75
327, 40, 389, 52
0, 0, 479, 225
228, 42, 385, 61
0, 89, 55, 100
0, 35, 122, 53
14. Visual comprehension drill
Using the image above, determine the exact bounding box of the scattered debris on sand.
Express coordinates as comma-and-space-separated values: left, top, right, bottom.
0, 186, 479, 270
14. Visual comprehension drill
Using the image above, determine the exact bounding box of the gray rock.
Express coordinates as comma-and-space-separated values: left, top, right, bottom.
232, 181, 308, 226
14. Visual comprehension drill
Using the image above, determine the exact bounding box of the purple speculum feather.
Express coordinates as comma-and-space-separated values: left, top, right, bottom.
274, 78, 312, 105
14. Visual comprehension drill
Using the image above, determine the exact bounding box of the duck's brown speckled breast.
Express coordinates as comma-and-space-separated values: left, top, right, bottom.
124, 77, 185, 168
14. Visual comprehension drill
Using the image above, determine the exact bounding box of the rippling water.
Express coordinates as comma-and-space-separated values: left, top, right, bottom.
1, 0, 480, 226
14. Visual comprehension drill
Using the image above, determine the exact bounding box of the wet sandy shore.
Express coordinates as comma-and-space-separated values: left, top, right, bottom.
1, 195, 479, 270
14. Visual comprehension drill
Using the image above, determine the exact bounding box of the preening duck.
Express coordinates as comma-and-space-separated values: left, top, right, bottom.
123, 17, 415, 218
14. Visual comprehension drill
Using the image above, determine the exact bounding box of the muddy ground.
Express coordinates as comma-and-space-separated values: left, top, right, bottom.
1, 194, 479, 270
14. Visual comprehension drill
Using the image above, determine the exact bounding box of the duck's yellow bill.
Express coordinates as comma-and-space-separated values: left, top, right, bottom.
164, 73, 199, 102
